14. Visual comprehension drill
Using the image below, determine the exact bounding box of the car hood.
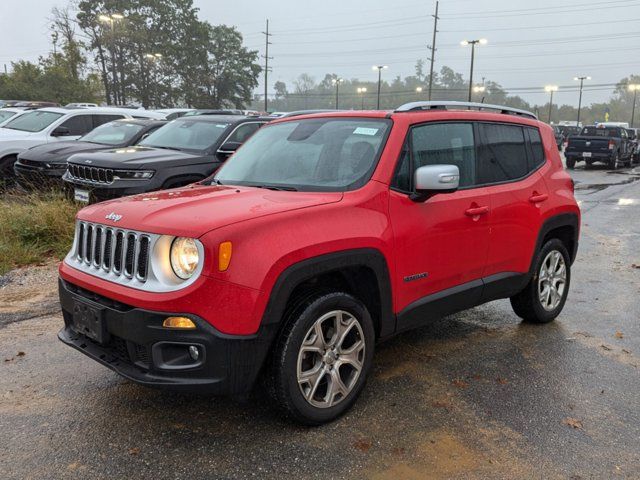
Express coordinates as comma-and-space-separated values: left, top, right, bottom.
77, 183, 344, 238
0, 128, 36, 141
20, 141, 110, 162
67, 146, 202, 169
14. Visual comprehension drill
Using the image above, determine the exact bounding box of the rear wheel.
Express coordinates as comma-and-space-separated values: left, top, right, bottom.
566, 157, 575, 169
266, 292, 375, 425
608, 152, 620, 170
510, 239, 571, 324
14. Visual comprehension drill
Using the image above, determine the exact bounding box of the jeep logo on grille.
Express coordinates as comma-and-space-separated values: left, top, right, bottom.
105, 212, 123, 222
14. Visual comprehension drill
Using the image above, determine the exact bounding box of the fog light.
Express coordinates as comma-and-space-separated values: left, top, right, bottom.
162, 317, 196, 329
188, 345, 200, 361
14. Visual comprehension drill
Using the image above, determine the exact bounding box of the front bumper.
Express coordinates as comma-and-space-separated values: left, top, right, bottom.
63, 175, 154, 202
58, 278, 277, 395
14, 162, 66, 188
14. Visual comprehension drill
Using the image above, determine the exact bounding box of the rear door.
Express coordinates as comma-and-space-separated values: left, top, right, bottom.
478, 123, 549, 280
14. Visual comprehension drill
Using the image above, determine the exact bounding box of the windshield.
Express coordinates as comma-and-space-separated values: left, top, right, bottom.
139, 119, 229, 152
580, 127, 620, 137
214, 118, 391, 191
2, 110, 64, 132
80, 121, 145, 146
0, 111, 17, 123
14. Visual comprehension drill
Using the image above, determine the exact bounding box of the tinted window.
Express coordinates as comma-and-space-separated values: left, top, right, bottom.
93, 114, 124, 128
527, 128, 545, 169
3, 111, 64, 132
60, 115, 94, 136
478, 123, 528, 184
580, 127, 621, 137
223, 122, 263, 145
215, 118, 391, 191
394, 123, 476, 189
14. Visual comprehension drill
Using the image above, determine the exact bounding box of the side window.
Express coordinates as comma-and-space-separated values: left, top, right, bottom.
526, 128, 546, 170
93, 114, 124, 128
391, 145, 411, 192
59, 115, 94, 136
224, 123, 263, 145
411, 123, 476, 187
477, 123, 528, 184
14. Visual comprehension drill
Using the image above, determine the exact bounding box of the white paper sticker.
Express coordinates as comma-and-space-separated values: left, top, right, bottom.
354, 127, 379, 136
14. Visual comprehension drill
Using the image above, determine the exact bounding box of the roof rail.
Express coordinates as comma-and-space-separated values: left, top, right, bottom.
395, 101, 537, 120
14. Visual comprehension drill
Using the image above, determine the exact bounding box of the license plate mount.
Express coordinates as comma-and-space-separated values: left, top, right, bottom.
71, 297, 108, 344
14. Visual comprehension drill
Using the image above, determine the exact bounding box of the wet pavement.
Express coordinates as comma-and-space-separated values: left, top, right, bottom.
1, 162, 639, 479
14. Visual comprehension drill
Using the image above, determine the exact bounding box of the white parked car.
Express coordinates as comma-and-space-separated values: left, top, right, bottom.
65, 103, 99, 108
0, 108, 28, 127
0, 107, 164, 179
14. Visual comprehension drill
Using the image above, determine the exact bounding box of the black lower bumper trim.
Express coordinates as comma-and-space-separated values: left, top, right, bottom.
58, 278, 277, 395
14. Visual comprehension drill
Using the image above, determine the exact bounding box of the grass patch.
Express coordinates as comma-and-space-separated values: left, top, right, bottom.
0, 191, 79, 275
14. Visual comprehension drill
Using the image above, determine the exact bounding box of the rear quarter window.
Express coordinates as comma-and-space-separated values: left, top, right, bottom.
477, 123, 528, 184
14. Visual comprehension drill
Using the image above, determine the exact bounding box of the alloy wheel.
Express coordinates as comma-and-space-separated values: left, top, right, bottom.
538, 250, 567, 311
296, 310, 365, 409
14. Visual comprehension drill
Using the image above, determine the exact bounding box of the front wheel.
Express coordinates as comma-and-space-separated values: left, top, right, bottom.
267, 292, 375, 425
510, 239, 571, 324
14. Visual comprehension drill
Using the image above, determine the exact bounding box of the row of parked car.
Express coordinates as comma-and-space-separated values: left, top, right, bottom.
553, 123, 639, 169
0, 104, 278, 201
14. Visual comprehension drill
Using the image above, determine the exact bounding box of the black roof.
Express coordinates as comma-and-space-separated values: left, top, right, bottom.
112, 118, 167, 127
176, 115, 271, 124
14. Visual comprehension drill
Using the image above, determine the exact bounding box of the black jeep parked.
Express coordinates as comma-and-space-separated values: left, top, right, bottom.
14, 119, 166, 188
63, 115, 269, 203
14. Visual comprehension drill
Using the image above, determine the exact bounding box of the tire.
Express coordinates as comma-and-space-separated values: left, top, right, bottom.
0, 155, 17, 188
510, 239, 571, 324
585, 160, 593, 170
608, 152, 620, 170
566, 157, 575, 169
266, 291, 375, 425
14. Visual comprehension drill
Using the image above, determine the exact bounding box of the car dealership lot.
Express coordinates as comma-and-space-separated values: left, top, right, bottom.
1, 163, 639, 480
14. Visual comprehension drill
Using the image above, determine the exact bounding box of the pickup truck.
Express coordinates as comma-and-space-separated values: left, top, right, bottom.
564, 125, 634, 169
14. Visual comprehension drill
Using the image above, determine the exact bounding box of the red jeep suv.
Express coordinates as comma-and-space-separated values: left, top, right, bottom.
58, 102, 580, 425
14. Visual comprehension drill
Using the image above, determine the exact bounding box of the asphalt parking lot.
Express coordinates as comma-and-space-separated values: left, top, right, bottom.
1, 161, 639, 479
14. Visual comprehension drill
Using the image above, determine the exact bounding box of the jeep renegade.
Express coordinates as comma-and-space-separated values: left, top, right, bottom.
58, 102, 580, 425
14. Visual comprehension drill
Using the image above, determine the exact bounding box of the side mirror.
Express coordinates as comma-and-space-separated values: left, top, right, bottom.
411, 164, 460, 202
217, 141, 242, 154
139, 133, 150, 141
51, 126, 71, 137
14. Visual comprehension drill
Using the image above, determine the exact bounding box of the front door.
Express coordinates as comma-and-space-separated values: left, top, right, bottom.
389, 122, 491, 331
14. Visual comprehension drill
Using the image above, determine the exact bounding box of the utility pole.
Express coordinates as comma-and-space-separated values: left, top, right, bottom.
629, 84, 639, 128
427, 1, 439, 101
574, 76, 590, 127
262, 19, 273, 113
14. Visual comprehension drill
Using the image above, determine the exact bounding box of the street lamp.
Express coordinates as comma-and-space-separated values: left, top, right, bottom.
461, 38, 487, 102
98, 13, 124, 105
544, 85, 559, 123
416, 86, 424, 99
372, 65, 388, 109
574, 76, 591, 126
332, 77, 344, 109
472, 85, 485, 102
628, 84, 640, 128
357, 87, 367, 110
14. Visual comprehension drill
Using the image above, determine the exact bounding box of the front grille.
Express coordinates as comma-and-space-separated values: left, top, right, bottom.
71, 221, 151, 283
68, 164, 114, 184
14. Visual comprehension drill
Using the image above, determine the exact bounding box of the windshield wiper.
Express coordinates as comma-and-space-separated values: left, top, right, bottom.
145, 145, 182, 151
211, 178, 224, 186
254, 184, 298, 192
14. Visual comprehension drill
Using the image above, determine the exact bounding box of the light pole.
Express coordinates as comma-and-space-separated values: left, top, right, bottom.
545, 85, 559, 123
98, 13, 124, 105
628, 84, 640, 128
372, 65, 388, 109
574, 76, 591, 126
357, 87, 367, 110
461, 38, 487, 102
332, 77, 344, 109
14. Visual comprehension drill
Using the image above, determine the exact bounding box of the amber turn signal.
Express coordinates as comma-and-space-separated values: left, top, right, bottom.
218, 241, 232, 271
162, 317, 196, 329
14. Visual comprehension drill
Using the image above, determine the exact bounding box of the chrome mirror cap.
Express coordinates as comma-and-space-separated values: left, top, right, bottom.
414, 164, 460, 192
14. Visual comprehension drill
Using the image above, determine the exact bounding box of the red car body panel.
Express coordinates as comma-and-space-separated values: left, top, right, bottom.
59, 110, 580, 338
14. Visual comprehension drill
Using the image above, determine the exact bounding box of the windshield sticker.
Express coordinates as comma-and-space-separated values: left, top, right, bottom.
354, 127, 379, 136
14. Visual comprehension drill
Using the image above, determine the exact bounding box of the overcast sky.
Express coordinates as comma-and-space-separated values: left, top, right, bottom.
2, 0, 639, 106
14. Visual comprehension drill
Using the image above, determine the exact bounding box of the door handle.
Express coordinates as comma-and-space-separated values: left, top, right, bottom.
465, 205, 489, 217
529, 193, 549, 204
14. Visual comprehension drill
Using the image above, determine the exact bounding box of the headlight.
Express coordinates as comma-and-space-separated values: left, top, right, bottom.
113, 169, 155, 180
170, 237, 199, 279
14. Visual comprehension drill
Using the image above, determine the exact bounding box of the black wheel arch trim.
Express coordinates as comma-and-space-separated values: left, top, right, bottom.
261, 248, 395, 338
532, 213, 580, 270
